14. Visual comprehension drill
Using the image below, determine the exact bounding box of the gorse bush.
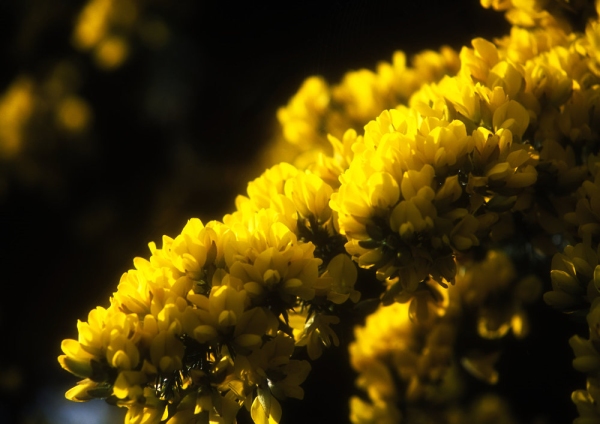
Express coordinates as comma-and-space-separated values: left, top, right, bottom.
58, 0, 600, 422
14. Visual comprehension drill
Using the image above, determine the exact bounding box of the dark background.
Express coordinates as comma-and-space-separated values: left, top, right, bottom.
0, 1, 581, 423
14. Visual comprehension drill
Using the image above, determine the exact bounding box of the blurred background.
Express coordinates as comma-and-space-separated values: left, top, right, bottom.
0, 0, 580, 423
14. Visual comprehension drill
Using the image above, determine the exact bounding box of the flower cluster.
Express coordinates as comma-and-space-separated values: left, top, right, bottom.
349, 251, 538, 423
270, 47, 459, 167
60, 0, 600, 422
59, 163, 360, 423
544, 148, 600, 422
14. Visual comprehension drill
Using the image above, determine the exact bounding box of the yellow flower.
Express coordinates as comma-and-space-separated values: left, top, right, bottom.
113, 266, 153, 315
390, 173, 436, 241
314, 253, 360, 304
459, 37, 500, 83
284, 171, 333, 224
350, 300, 458, 413
565, 171, 600, 239
350, 395, 401, 424
150, 218, 224, 281
448, 213, 480, 251
438, 75, 482, 124
526, 57, 572, 108
187, 285, 248, 337
227, 211, 320, 307
276, 76, 330, 149
226, 332, 311, 424
251, 392, 282, 424
185, 284, 276, 353
488, 60, 524, 100
113, 370, 147, 400
413, 119, 473, 173
545, 242, 600, 311
0, 77, 35, 158
149, 330, 184, 374
457, 250, 541, 339
295, 313, 341, 360
492, 99, 530, 139
64, 379, 100, 402
72, 0, 112, 50
572, 384, 600, 424
59, 303, 154, 404
310, 129, 361, 189
497, 25, 568, 64
247, 332, 311, 400
123, 387, 167, 424
246, 163, 299, 211
333, 68, 386, 124
469, 127, 538, 201
350, 302, 413, 370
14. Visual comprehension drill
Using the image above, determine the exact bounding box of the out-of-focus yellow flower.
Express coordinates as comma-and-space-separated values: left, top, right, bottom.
277, 77, 330, 149
72, 0, 167, 72
0, 77, 35, 158
55, 95, 92, 133
350, 300, 459, 420
481, 0, 569, 29
94, 35, 130, 70
350, 395, 401, 424
457, 250, 541, 339
333, 69, 386, 125
72, 0, 113, 50
350, 302, 413, 370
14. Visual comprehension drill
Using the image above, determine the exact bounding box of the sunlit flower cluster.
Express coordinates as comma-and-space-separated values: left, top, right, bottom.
270, 47, 460, 167
60, 162, 360, 423
60, 0, 600, 422
328, 31, 547, 304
